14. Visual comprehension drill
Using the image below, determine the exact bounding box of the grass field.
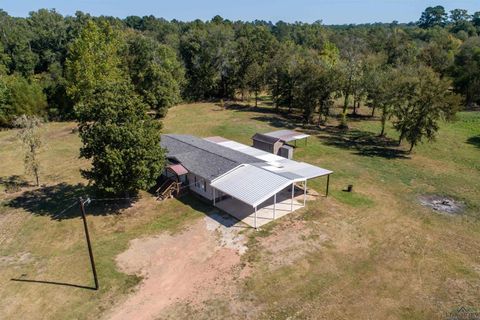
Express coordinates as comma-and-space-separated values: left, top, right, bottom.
1, 101, 479, 319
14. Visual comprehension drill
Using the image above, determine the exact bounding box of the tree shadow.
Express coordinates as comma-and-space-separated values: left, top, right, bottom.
0, 175, 31, 193
6, 183, 134, 220
318, 126, 410, 159
467, 136, 480, 149
10, 278, 96, 290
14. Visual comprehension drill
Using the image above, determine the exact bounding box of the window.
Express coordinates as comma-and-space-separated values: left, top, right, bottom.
194, 175, 206, 191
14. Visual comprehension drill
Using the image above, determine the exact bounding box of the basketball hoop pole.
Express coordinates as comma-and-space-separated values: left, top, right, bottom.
79, 197, 99, 290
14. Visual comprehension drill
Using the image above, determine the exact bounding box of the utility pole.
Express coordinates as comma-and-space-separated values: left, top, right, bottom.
79, 197, 99, 290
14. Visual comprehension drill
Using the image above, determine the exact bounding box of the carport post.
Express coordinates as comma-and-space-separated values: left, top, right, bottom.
273, 193, 276, 219
326, 174, 330, 197
254, 206, 257, 229
213, 187, 216, 206
303, 180, 307, 207
291, 182, 294, 211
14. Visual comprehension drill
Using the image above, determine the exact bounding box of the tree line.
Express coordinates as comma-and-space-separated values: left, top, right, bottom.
1, 6, 479, 193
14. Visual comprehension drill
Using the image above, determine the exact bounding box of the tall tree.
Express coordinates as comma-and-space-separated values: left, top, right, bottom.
419, 6, 448, 28
65, 20, 125, 105
125, 34, 184, 117
76, 81, 165, 195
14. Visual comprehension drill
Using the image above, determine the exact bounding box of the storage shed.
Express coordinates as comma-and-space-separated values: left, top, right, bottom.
252, 133, 284, 155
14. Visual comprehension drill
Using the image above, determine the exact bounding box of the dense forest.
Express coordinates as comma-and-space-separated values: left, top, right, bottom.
0, 5, 479, 192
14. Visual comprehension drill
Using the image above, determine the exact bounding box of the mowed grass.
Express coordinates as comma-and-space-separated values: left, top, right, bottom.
0, 101, 479, 319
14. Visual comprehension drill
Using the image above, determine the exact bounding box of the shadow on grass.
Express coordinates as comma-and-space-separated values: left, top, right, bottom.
318, 126, 410, 159
467, 136, 480, 149
11, 278, 96, 290
0, 175, 31, 193
176, 192, 250, 229
7, 183, 134, 220
225, 103, 407, 159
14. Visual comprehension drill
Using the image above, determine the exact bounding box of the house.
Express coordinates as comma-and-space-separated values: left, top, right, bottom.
160, 134, 332, 228
251, 130, 310, 159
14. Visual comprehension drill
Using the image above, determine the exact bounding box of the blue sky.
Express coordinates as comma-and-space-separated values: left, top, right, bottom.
1, 0, 479, 24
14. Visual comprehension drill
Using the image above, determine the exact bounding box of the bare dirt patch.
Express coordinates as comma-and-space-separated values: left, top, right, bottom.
259, 219, 329, 269
105, 211, 249, 320
419, 195, 465, 215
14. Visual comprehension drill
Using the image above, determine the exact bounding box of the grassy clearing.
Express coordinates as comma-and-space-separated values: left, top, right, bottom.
164, 102, 480, 319
0, 101, 479, 319
0, 122, 206, 319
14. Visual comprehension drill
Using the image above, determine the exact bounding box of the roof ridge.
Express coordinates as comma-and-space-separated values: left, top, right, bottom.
164, 134, 249, 165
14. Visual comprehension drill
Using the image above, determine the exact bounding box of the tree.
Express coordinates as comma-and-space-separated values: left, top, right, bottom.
13, 115, 43, 186
65, 20, 125, 105
337, 36, 365, 127
245, 62, 264, 107
419, 6, 448, 28
0, 75, 47, 126
126, 34, 184, 117
449, 9, 471, 25
451, 37, 480, 106
0, 10, 38, 76
393, 67, 461, 152
364, 63, 398, 136
27, 9, 68, 73
76, 81, 165, 195
267, 42, 300, 113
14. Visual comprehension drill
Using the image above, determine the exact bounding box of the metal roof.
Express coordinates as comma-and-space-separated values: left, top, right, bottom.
214, 139, 332, 182
211, 164, 293, 207
264, 129, 310, 142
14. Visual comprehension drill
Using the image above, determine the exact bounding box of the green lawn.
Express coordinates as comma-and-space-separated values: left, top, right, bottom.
1, 101, 479, 319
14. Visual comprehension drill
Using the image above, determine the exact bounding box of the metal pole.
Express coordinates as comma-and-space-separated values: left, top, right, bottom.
254, 206, 257, 229
303, 180, 307, 207
326, 175, 330, 197
79, 197, 99, 290
273, 193, 276, 219
213, 188, 216, 206
291, 182, 294, 211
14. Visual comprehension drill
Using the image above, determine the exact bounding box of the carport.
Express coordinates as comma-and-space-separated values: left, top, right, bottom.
211, 164, 332, 228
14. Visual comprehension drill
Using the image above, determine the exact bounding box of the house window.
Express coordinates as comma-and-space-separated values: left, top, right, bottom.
194, 175, 206, 191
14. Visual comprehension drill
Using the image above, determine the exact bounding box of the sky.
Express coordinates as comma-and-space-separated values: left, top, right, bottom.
1, 0, 479, 25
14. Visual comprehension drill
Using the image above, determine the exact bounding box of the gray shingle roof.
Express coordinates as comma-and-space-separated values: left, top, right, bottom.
252, 133, 282, 144
161, 134, 259, 181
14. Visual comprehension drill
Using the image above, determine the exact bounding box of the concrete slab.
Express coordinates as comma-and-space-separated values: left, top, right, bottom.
215, 189, 304, 228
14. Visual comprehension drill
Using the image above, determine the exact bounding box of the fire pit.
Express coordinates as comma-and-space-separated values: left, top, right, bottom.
418, 195, 464, 215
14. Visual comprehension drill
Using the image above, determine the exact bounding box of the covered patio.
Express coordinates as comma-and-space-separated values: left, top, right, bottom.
214, 186, 305, 228
211, 164, 331, 228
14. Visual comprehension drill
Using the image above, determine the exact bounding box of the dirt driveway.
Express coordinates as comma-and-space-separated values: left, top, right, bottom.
105, 211, 249, 320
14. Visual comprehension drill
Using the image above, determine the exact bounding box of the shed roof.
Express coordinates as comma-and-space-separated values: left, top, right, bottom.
263, 129, 310, 142
252, 133, 282, 144
211, 164, 293, 207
